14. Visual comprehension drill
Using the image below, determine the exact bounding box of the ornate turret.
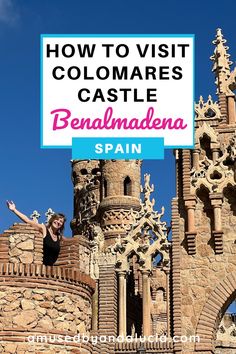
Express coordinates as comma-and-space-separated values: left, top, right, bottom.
98, 160, 142, 246
71, 159, 101, 235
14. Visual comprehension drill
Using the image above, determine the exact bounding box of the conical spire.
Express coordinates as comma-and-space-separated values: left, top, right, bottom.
210, 28, 233, 94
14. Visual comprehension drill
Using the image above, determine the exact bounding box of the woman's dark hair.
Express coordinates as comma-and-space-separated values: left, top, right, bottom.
47, 213, 66, 235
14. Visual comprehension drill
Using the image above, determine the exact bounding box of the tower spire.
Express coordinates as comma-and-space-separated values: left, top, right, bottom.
210, 28, 233, 95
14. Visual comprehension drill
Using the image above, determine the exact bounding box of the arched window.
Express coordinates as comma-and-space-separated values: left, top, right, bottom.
124, 176, 132, 196
200, 134, 212, 160
104, 179, 108, 197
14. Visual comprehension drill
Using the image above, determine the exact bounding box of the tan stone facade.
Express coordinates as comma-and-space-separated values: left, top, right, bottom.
1, 29, 236, 353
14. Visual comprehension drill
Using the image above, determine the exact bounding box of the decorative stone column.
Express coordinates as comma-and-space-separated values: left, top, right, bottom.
118, 271, 127, 337
228, 95, 236, 125
192, 149, 200, 170
184, 196, 197, 255
142, 270, 151, 336
209, 193, 224, 254
212, 148, 220, 164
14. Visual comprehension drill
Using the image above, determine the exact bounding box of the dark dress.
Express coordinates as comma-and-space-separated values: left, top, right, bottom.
43, 229, 60, 266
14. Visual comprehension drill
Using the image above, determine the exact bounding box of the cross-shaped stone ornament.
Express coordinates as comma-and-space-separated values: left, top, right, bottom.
30, 210, 41, 223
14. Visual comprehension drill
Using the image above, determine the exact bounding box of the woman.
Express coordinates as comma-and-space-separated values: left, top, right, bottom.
7, 201, 66, 266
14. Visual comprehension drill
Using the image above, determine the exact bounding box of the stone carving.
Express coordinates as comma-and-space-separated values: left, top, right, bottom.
72, 161, 101, 192
108, 174, 170, 272
45, 208, 55, 222
227, 67, 236, 93
210, 28, 233, 95
195, 95, 221, 121
191, 126, 236, 193
228, 132, 236, 161
141, 173, 155, 211
191, 155, 234, 194
102, 209, 139, 233
89, 224, 105, 279
30, 210, 40, 223
30, 208, 57, 224
195, 121, 219, 147
217, 313, 236, 342
75, 189, 99, 235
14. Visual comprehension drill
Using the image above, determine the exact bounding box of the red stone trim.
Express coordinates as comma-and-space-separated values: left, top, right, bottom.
0, 262, 95, 292
55, 237, 81, 268
0, 232, 10, 263
185, 231, 197, 255
212, 231, 224, 254
171, 198, 182, 352
98, 265, 117, 354
0, 328, 93, 352
195, 272, 236, 352
115, 340, 173, 352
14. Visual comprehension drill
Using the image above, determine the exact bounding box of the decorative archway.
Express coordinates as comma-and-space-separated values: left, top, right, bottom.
195, 272, 236, 352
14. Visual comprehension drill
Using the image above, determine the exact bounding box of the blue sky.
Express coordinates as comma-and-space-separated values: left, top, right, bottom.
0, 1, 236, 311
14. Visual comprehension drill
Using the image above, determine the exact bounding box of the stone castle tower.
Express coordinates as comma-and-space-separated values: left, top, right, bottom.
0, 29, 235, 354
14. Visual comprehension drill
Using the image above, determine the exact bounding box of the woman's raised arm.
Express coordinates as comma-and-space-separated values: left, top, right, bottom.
7, 201, 45, 235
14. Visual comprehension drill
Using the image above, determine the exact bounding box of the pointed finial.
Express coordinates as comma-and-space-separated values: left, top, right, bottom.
210, 28, 233, 94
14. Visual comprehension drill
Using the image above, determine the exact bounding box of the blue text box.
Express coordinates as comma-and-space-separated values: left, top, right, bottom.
72, 137, 164, 160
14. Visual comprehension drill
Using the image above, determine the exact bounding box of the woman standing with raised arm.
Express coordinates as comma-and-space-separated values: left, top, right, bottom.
7, 201, 66, 266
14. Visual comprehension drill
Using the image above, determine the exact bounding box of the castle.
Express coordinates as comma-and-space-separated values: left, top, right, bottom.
0, 28, 236, 354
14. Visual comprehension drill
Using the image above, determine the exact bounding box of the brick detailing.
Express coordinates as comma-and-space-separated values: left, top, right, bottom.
182, 150, 191, 198
0, 262, 95, 291
0, 232, 10, 263
185, 231, 197, 255
55, 236, 91, 274
98, 265, 118, 354
212, 230, 224, 254
115, 340, 173, 353
55, 237, 81, 268
218, 93, 228, 123
171, 198, 182, 352
0, 324, 93, 354
195, 272, 236, 352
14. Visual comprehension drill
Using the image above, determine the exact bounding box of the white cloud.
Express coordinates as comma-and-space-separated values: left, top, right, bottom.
0, 0, 19, 25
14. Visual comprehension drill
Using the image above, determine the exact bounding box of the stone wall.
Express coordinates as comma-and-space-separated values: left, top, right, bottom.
1, 224, 43, 265
7, 224, 43, 264
178, 197, 236, 352
0, 263, 95, 354
0, 286, 91, 333
0, 222, 95, 354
